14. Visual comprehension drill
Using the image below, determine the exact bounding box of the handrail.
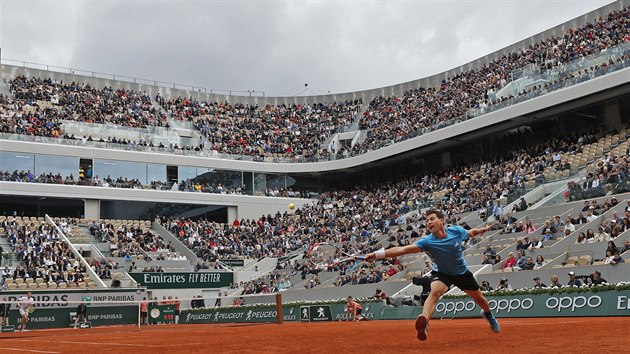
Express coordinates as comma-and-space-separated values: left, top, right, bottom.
0, 58, 265, 97
45, 214, 107, 288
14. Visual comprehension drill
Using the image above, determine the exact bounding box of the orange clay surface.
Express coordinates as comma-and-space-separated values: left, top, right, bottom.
1, 317, 629, 354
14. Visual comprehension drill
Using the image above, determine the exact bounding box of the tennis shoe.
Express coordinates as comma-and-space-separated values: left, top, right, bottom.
415, 314, 429, 341
481, 310, 500, 333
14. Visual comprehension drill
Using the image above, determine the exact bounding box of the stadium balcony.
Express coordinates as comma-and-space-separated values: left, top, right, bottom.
2, 4, 630, 165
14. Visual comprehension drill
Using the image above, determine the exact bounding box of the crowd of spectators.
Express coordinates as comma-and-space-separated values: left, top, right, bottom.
88, 220, 175, 259
2, 8, 629, 163
567, 153, 630, 202
352, 7, 630, 155
9, 75, 168, 128
1, 218, 88, 286
158, 96, 362, 161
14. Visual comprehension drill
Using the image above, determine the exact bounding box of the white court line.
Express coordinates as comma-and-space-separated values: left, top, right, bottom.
13, 339, 203, 348
2, 348, 60, 354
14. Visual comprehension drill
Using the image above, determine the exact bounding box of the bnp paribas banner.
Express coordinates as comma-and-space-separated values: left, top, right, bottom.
433, 289, 630, 319
0, 289, 146, 309
180, 302, 384, 324
129, 272, 233, 289
5, 306, 138, 329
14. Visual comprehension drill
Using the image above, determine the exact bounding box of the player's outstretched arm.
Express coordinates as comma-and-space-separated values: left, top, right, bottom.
467, 223, 495, 239
364, 244, 421, 262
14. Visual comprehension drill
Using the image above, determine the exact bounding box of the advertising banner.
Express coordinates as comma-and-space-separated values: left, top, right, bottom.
6, 306, 139, 329
432, 289, 630, 319
179, 302, 383, 324
1, 289, 146, 309
220, 259, 245, 267
129, 272, 233, 289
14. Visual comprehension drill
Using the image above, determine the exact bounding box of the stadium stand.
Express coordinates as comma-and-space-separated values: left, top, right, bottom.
2, 1, 630, 319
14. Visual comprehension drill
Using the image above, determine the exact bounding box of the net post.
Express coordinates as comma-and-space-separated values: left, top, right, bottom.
275, 293, 283, 325
137, 302, 141, 331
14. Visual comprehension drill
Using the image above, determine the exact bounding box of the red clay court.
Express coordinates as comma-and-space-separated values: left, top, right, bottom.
1, 317, 629, 354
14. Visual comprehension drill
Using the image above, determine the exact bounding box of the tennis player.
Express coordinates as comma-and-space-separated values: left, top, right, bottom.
74, 301, 88, 329
344, 296, 366, 322
365, 210, 500, 341
17, 291, 35, 332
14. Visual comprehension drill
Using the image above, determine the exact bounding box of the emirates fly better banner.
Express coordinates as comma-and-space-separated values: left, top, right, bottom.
129, 272, 233, 289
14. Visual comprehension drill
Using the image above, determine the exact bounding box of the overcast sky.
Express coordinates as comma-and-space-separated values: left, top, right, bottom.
0, 0, 618, 97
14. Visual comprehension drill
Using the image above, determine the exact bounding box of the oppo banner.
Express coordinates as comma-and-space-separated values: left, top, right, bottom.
433, 290, 630, 318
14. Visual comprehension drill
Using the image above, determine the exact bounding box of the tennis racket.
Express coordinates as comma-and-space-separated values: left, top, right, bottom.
27, 306, 35, 314
307, 242, 365, 270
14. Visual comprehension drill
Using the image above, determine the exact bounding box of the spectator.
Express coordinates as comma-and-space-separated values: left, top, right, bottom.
567, 271, 582, 287
549, 275, 561, 288
524, 220, 536, 235
595, 227, 610, 242
620, 240, 630, 254
590, 271, 608, 286
533, 255, 546, 270
493, 254, 502, 265
532, 276, 547, 289
575, 232, 587, 244
609, 251, 625, 265
504, 252, 517, 270
479, 280, 493, 291
496, 278, 512, 290
528, 236, 543, 251
513, 251, 527, 271
515, 239, 528, 256
521, 256, 535, 271
481, 254, 494, 265
482, 244, 496, 259
542, 228, 555, 242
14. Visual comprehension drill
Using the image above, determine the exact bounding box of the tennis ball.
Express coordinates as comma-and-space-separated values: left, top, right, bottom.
289, 203, 295, 210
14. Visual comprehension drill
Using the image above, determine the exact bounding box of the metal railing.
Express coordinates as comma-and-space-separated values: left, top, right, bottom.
0, 58, 265, 97
2, 42, 630, 163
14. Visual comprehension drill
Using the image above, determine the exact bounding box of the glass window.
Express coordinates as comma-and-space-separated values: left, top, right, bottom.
0, 152, 35, 174
147, 163, 167, 183
254, 173, 286, 195
178, 166, 198, 182
93, 159, 148, 184
242, 171, 254, 195
35, 154, 77, 178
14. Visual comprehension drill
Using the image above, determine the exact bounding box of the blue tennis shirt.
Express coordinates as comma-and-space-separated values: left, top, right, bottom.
414, 225, 469, 276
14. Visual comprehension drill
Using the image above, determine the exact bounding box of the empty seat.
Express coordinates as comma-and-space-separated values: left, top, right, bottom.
578, 256, 592, 266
